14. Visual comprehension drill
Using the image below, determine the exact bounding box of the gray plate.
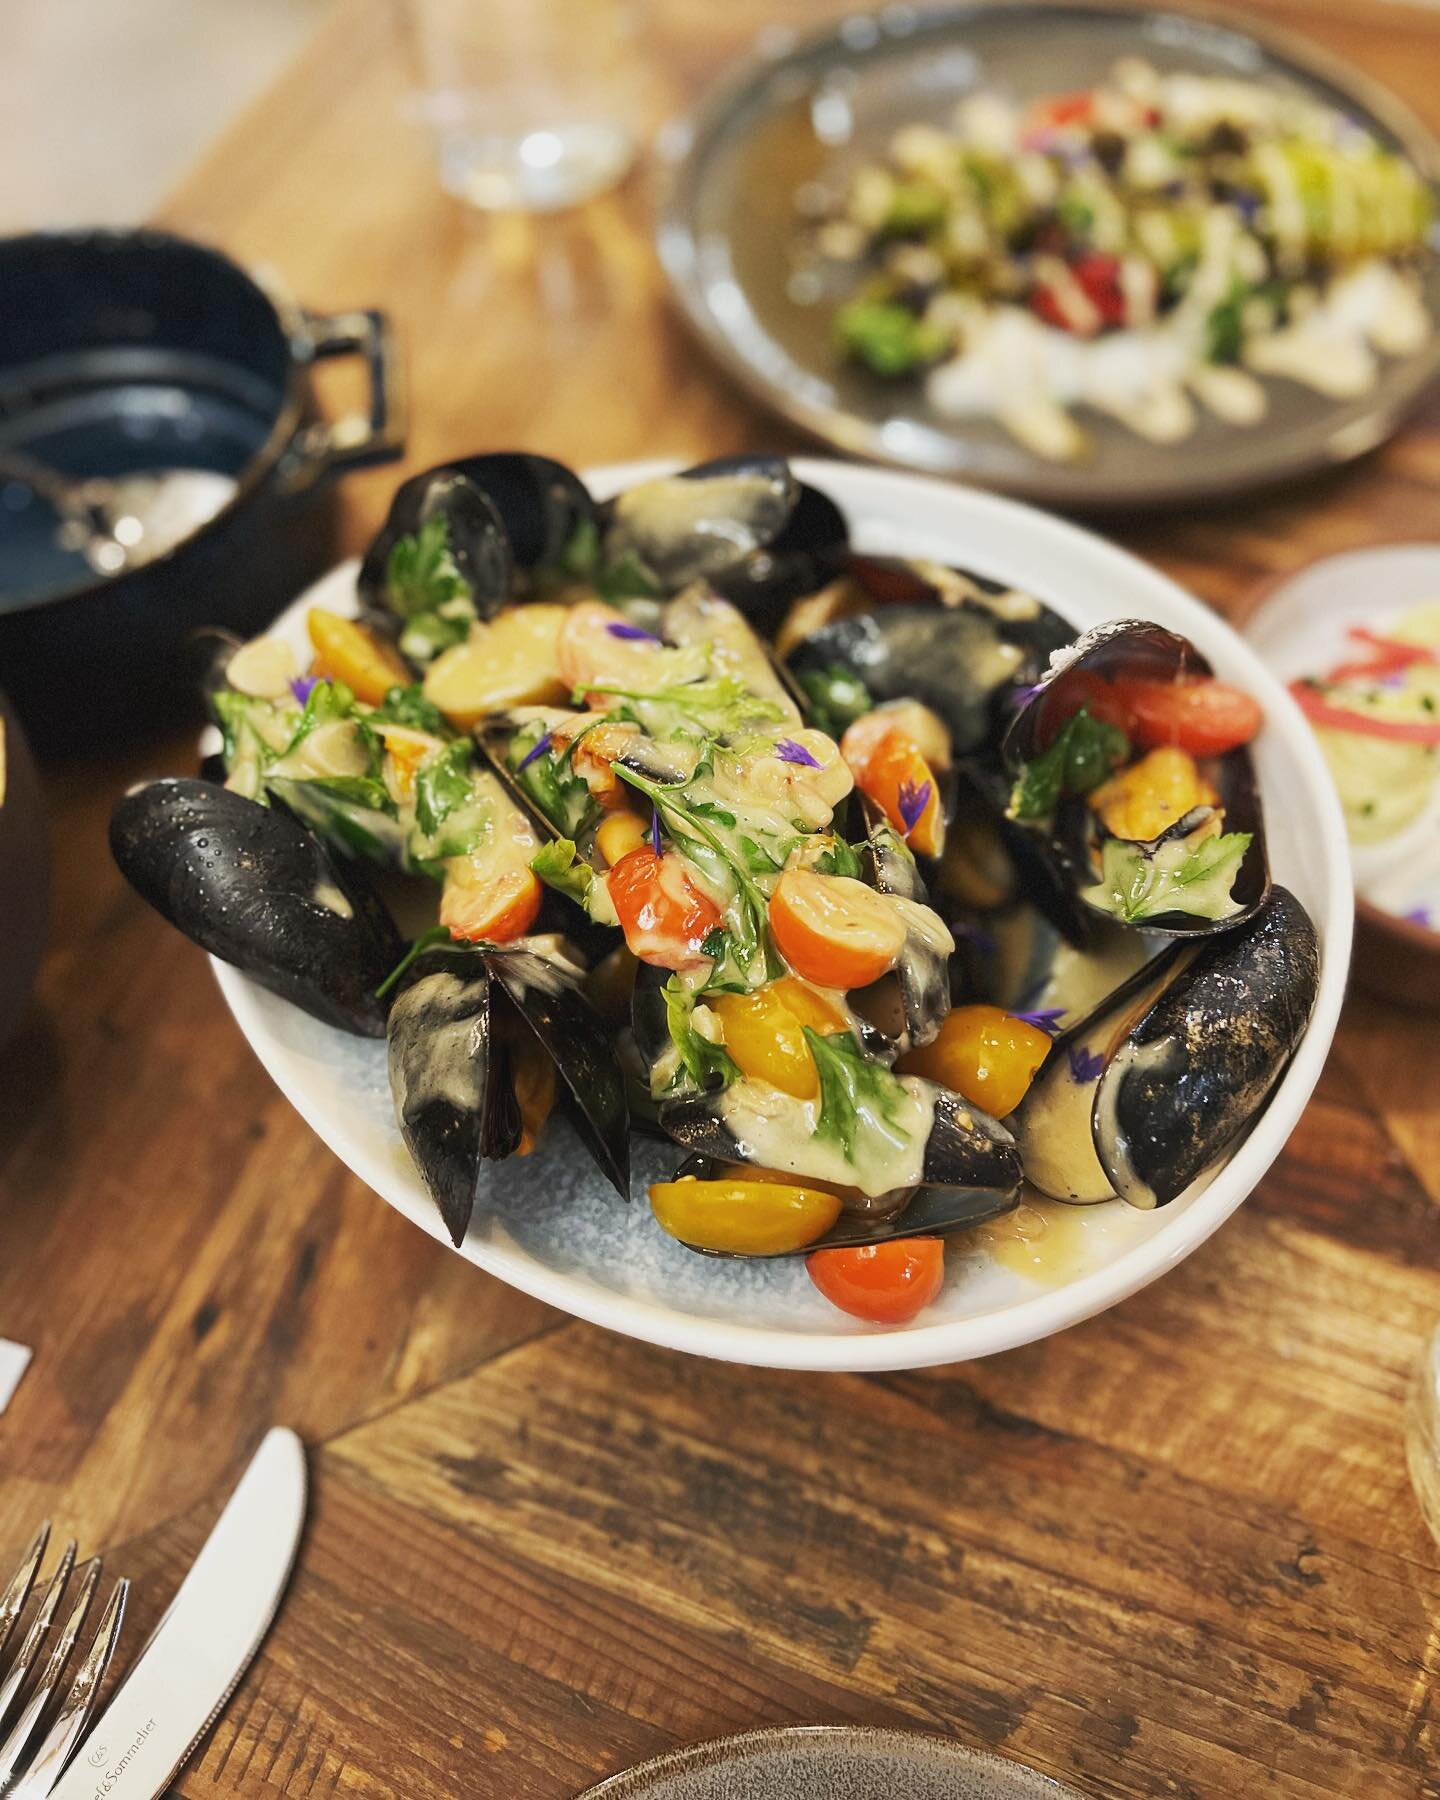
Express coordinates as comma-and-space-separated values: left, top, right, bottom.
579, 1726, 1088, 1798
656, 0, 1440, 511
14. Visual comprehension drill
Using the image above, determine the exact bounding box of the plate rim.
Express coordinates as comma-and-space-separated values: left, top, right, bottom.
652, 0, 1440, 511
575, 1722, 1089, 1797
213, 455, 1353, 1372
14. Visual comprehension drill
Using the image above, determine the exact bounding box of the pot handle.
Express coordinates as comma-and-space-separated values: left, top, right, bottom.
280, 307, 406, 493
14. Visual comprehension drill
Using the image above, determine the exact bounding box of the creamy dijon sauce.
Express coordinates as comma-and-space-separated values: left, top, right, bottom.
976, 1190, 1128, 1285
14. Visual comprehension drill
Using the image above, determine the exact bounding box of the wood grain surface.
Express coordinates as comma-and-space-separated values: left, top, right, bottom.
4, 1, 1440, 1794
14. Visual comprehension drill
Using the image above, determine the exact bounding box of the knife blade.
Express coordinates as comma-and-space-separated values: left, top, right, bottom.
45, 1427, 306, 1800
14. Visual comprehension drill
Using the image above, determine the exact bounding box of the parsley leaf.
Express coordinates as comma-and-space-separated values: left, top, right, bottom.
663, 979, 740, 1091
370, 684, 448, 734
386, 515, 472, 618
531, 838, 597, 908
1008, 707, 1129, 823
797, 666, 872, 739
804, 1029, 910, 1163
1083, 830, 1253, 924
812, 836, 863, 879
413, 740, 475, 837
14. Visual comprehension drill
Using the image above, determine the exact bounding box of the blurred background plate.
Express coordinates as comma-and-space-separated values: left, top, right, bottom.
656, 0, 1440, 511
579, 1726, 1087, 1798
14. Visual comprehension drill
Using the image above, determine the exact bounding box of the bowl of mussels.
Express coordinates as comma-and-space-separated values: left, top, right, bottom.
108, 452, 1352, 1369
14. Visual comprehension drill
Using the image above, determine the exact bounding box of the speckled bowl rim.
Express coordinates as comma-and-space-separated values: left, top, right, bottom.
577, 1724, 1088, 1797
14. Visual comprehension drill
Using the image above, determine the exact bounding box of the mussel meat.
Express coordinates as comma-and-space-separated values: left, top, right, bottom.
1012, 885, 1318, 1209
389, 944, 630, 1245
110, 777, 403, 1037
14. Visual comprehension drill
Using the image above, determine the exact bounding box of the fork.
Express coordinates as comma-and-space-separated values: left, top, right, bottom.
0, 1522, 127, 1798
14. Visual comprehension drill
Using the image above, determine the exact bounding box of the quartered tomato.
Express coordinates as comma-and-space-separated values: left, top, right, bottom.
1109, 676, 1262, 758
768, 870, 906, 991
899, 1004, 1050, 1119
306, 608, 411, 705
439, 865, 544, 943
607, 847, 722, 970
806, 1237, 945, 1324
650, 1167, 844, 1256
710, 977, 848, 1099
841, 720, 945, 858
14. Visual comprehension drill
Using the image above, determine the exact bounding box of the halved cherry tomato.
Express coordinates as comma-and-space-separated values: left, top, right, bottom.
710, 977, 848, 1099
307, 608, 411, 705
898, 1004, 1050, 1119
440, 865, 544, 943
807, 1237, 945, 1324
607, 847, 722, 970
768, 870, 906, 991
650, 1170, 843, 1256
595, 809, 650, 867
844, 726, 945, 858
1108, 675, 1262, 757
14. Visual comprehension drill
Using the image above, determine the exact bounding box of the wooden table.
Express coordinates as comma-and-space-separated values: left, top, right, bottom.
5, 0, 1440, 1792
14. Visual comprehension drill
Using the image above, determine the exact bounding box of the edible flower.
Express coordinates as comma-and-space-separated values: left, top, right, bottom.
606, 622, 661, 643
897, 777, 932, 833
290, 675, 318, 705
1014, 1007, 1066, 1036
1067, 1044, 1106, 1084
651, 808, 664, 857
775, 737, 823, 769
517, 731, 553, 770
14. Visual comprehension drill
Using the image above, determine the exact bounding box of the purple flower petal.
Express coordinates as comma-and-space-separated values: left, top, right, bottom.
1014, 1007, 1066, 1036
517, 731, 552, 770
1404, 905, 1433, 929
651, 808, 664, 857
776, 737, 822, 770
954, 922, 998, 957
897, 778, 932, 834
290, 675, 318, 705
1007, 681, 1044, 712
605, 622, 660, 643
1067, 1044, 1106, 1084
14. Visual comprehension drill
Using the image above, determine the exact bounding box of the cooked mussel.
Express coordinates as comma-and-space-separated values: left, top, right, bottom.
657, 1078, 1020, 1209
602, 456, 799, 592
850, 793, 951, 1055
109, 777, 403, 1036
447, 452, 597, 584
786, 559, 1072, 759
358, 466, 514, 630
660, 1152, 1018, 1258
1012, 885, 1318, 1210
389, 943, 630, 1245
1001, 619, 1271, 940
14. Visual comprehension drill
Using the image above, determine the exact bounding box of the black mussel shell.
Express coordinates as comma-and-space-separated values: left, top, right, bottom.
657, 1080, 1019, 1202
447, 452, 597, 580
110, 778, 403, 1036
1012, 886, 1318, 1211
189, 627, 243, 716
705, 477, 851, 639
1002, 619, 1271, 940
630, 961, 679, 1088
358, 468, 514, 624
853, 793, 951, 1055
602, 455, 800, 592
787, 572, 1071, 761
388, 958, 517, 1244
663, 1154, 1017, 1258
486, 947, 630, 1201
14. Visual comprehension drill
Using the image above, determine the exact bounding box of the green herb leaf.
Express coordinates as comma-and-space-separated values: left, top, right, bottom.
386, 515, 472, 619
595, 551, 662, 603
413, 740, 476, 838
560, 515, 600, 580
796, 666, 872, 738
508, 724, 598, 838
663, 979, 740, 1091
1083, 830, 1253, 924
530, 838, 596, 908
836, 299, 948, 377
1008, 706, 1130, 823
370, 684, 448, 734
804, 1028, 910, 1163
812, 836, 863, 879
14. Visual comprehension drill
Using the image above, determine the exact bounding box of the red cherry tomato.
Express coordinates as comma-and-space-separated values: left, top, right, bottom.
606, 848, 722, 971
1108, 676, 1263, 757
806, 1238, 945, 1325
1071, 252, 1126, 327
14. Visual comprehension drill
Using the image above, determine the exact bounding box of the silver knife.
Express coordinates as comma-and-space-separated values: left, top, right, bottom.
42, 1427, 306, 1800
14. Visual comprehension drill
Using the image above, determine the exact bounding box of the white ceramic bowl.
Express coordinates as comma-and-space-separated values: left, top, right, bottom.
214, 459, 1352, 1371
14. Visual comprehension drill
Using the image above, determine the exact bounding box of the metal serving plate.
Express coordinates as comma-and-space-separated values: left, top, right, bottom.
655, 0, 1440, 511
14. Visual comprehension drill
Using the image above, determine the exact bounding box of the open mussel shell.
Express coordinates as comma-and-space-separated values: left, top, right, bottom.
110, 777, 403, 1037
852, 792, 951, 1056
787, 560, 1072, 760
389, 944, 631, 1246
703, 471, 851, 639
663, 1153, 1019, 1259
600, 455, 802, 593
1012, 885, 1319, 1211
1002, 619, 1271, 939
656, 1080, 1020, 1203
358, 466, 514, 625
447, 452, 597, 582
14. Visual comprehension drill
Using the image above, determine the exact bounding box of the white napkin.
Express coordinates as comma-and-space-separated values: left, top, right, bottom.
0, 1340, 31, 1415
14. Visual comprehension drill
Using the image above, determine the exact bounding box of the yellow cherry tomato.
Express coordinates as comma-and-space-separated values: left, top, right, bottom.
595, 809, 650, 867
709, 977, 848, 1099
899, 1004, 1050, 1119
1089, 746, 1217, 843
649, 1169, 844, 1255
306, 608, 411, 705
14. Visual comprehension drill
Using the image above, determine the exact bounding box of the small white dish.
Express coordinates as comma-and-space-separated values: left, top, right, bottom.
212, 459, 1352, 1370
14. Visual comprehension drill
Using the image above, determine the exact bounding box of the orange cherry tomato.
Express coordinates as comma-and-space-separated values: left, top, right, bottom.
650, 1170, 843, 1256
607, 847, 722, 971
806, 1238, 945, 1324
898, 1004, 1050, 1119
1107, 676, 1263, 758
845, 726, 944, 858
306, 608, 411, 705
709, 977, 848, 1099
768, 870, 906, 991
440, 865, 543, 943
